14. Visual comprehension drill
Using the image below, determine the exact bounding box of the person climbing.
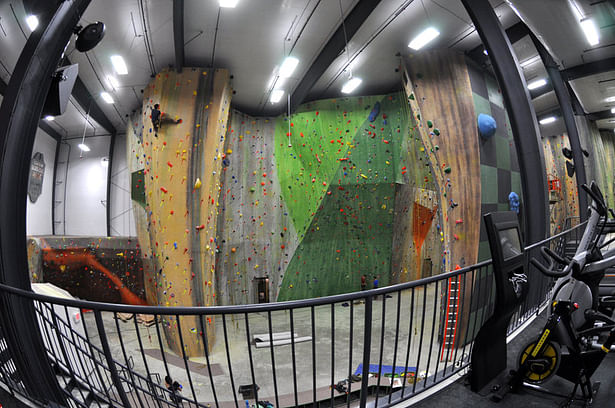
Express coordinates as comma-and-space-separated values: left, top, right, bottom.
151, 103, 181, 136
373, 276, 379, 290
165, 375, 182, 405
151, 104, 161, 136
360, 274, 367, 291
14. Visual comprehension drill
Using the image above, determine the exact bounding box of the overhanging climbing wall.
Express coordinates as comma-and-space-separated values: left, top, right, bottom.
131, 67, 231, 357
403, 50, 481, 271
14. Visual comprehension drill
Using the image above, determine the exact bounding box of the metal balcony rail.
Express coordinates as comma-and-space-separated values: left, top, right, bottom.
0, 221, 587, 408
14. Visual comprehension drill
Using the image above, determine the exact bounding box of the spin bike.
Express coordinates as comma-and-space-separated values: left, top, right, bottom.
512, 182, 615, 406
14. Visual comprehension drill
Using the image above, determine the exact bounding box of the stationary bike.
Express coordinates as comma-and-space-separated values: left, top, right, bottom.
513, 182, 615, 406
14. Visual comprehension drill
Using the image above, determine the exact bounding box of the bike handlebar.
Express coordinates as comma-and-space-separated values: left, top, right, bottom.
530, 246, 570, 278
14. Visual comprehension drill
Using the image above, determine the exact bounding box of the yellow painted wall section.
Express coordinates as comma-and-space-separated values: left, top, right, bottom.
138, 68, 231, 357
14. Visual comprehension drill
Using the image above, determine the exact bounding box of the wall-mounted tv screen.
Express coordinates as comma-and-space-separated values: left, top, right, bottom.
499, 227, 522, 260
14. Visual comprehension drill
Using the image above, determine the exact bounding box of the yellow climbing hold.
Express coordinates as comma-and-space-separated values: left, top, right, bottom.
360, 174, 368, 179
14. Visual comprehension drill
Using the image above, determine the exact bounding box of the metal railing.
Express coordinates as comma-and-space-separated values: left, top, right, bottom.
0, 222, 587, 408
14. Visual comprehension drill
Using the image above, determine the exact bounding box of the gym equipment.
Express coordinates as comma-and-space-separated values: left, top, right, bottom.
470, 211, 527, 391
477, 182, 615, 406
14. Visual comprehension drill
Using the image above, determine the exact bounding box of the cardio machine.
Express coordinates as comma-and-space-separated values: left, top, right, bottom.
472, 182, 615, 407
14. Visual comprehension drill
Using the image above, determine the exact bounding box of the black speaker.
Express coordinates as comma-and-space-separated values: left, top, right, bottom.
75, 22, 105, 52
41, 64, 78, 117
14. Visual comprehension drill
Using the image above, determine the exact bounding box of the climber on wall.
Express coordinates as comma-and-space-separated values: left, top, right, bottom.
151, 103, 182, 136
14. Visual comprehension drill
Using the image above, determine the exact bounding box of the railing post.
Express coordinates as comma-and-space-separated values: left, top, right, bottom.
94, 310, 132, 407
360, 295, 373, 408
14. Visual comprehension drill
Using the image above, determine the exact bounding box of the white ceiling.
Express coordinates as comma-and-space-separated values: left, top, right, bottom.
1, 0, 615, 137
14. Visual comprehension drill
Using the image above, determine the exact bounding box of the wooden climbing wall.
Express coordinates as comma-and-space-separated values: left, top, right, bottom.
214, 110, 298, 305
402, 50, 481, 272
542, 134, 579, 234
132, 67, 231, 357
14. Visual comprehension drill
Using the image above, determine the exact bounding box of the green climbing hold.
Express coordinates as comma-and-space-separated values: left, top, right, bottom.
444, 167, 451, 174
434, 145, 439, 150
250, 187, 256, 192
409, 93, 415, 100
417, 114, 421, 120
433, 128, 440, 136
427, 120, 433, 128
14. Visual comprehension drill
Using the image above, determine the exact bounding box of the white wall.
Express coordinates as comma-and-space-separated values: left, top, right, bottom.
64, 135, 111, 236
26, 128, 57, 236
110, 132, 136, 236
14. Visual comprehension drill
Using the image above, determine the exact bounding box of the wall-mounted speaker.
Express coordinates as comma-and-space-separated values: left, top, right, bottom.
75, 22, 105, 52
41, 64, 78, 117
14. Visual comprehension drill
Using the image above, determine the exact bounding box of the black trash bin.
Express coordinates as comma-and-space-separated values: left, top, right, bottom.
238, 384, 260, 399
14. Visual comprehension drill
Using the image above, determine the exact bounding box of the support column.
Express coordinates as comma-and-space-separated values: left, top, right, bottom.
461, 0, 548, 243
0, 0, 91, 403
530, 33, 588, 221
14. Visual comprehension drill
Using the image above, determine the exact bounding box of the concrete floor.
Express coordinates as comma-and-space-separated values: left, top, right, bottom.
63, 283, 474, 407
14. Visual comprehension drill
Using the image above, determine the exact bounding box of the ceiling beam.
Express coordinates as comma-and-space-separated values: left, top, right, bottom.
69, 66, 117, 135
0, 77, 63, 142
587, 109, 613, 121
290, 0, 383, 112
173, 0, 184, 73
560, 56, 615, 81
467, 22, 530, 65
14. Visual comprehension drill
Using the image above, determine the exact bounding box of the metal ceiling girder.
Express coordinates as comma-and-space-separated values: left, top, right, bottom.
69, 68, 117, 135
289, 0, 383, 112
0, 1, 93, 404
467, 22, 530, 65
531, 32, 588, 220
462, 0, 548, 244
561, 56, 615, 81
173, 0, 184, 73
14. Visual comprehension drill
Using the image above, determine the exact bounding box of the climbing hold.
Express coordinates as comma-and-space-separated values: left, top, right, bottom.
427, 120, 433, 128
433, 128, 440, 136
478, 113, 497, 138
409, 93, 415, 100
368, 102, 381, 122
444, 167, 451, 174
194, 178, 202, 189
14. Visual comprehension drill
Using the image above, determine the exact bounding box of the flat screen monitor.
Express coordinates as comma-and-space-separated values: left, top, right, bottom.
499, 227, 522, 261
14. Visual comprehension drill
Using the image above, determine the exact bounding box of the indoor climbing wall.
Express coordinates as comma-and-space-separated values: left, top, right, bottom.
402, 50, 481, 273
586, 128, 615, 211
274, 91, 438, 300
214, 110, 298, 305
542, 134, 579, 234
131, 67, 231, 357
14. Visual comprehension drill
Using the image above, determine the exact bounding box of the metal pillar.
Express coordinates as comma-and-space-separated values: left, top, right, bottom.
0, 0, 91, 403
462, 0, 548, 244
530, 33, 588, 221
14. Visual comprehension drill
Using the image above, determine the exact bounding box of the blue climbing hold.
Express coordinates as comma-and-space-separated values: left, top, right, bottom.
478, 113, 497, 139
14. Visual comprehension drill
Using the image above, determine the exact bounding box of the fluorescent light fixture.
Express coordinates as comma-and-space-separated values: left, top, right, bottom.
539, 116, 557, 125
270, 89, 284, 103
580, 18, 599, 46
606, 96, 615, 103
279, 57, 299, 78
100, 91, 114, 104
107, 76, 119, 89
219, 0, 239, 7
341, 77, 362, 94
78, 143, 90, 152
611, 107, 615, 114
25, 15, 38, 31
44, 115, 54, 121
527, 78, 547, 90
110, 55, 128, 75
408, 27, 440, 50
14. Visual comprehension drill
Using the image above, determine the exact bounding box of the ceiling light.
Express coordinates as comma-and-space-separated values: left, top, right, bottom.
44, 115, 55, 121
25, 15, 38, 31
110, 55, 128, 75
279, 57, 299, 78
270, 89, 284, 103
580, 18, 599, 46
527, 78, 547, 90
78, 143, 90, 152
539, 116, 557, 125
219, 0, 239, 7
605, 96, 615, 103
341, 77, 362, 94
483, 49, 488, 56
100, 92, 114, 104
107, 76, 119, 89
611, 108, 615, 114
408, 27, 440, 50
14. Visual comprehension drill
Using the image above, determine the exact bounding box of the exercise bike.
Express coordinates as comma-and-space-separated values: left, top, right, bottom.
512, 182, 615, 407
